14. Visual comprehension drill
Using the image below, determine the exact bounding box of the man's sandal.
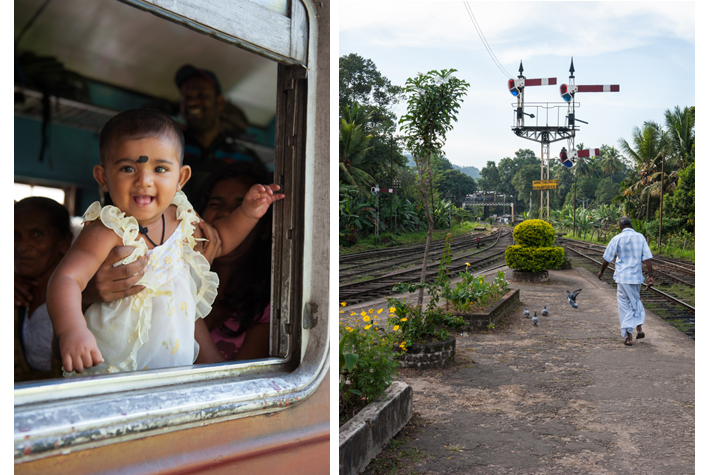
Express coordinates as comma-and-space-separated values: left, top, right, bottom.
637, 332, 645, 339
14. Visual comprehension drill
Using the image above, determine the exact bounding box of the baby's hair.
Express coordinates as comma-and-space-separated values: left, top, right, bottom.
15, 197, 71, 236
99, 109, 185, 165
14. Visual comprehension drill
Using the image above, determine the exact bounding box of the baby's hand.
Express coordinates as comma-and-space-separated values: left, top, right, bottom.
58, 327, 104, 373
241, 184, 286, 220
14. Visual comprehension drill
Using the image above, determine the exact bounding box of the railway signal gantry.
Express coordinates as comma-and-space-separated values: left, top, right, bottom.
509, 58, 619, 220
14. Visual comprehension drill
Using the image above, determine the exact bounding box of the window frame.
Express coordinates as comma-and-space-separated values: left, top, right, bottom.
14, 0, 328, 463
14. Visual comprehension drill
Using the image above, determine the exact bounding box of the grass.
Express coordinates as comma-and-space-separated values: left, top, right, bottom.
340, 221, 489, 256
560, 231, 695, 262
655, 282, 694, 305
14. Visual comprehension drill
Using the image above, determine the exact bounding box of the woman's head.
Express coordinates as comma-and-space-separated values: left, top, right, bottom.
195, 161, 269, 223
94, 109, 191, 224
195, 161, 272, 333
14, 197, 72, 279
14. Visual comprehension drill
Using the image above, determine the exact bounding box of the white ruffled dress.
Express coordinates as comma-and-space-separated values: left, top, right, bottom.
70, 191, 218, 376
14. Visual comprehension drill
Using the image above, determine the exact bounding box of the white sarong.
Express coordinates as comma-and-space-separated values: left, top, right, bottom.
617, 283, 645, 338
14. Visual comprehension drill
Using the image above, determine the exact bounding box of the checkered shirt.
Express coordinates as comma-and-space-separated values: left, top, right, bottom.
602, 228, 653, 284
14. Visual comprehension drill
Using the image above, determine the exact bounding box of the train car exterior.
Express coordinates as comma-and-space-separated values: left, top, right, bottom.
14, 0, 330, 473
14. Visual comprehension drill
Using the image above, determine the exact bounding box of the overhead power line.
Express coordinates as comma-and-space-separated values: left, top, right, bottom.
463, 1, 513, 79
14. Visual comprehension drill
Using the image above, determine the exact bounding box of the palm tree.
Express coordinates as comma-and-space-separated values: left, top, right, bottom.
618, 122, 669, 221
339, 102, 375, 191
664, 106, 694, 169
599, 145, 624, 185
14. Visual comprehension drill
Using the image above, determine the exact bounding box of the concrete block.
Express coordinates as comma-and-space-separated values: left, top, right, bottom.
339, 381, 413, 475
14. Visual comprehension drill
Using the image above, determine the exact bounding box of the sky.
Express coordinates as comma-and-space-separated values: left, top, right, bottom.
339, 1, 697, 171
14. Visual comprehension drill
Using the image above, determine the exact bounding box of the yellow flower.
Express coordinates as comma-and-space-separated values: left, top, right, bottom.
180, 302, 187, 310
349, 328, 354, 332
361, 311, 367, 317
393, 325, 400, 331
341, 302, 347, 307
368, 309, 374, 314
350, 312, 356, 316
365, 325, 372, 330
389, 306, 396, 313
377, 308, 383, 314
345, 326, 352, 331
466, 262, 470, 267
339, 310, 344, 314
400, 318, 408, 322
363, 315, 371, 322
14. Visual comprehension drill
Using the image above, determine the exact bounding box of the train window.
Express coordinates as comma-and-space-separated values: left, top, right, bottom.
14, 0, 329, 465
14, 182, 69, 206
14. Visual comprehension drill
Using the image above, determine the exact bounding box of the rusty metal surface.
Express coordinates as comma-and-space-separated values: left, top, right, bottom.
15, 371, 330, 475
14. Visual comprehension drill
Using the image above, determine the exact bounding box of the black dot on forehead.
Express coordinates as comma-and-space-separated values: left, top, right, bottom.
137, 155, 148, 163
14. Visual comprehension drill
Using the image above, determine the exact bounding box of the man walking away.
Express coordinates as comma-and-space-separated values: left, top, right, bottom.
598, 217, 654, 346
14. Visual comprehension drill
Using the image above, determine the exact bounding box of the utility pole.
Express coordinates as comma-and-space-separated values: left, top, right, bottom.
658, 150, 665, 249
390, 134, 394, 233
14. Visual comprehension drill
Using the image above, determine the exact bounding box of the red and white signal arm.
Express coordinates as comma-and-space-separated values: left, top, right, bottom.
561, 83, 619, 101
508, 77, 556, 97
573, 148, 600, 159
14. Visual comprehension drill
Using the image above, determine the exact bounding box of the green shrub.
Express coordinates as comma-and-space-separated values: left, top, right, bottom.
505, 245, 564, 272
512, 219, 555, 247
644, 217, 691, 239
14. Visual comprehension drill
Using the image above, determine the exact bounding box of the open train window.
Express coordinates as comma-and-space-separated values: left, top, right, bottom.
14, 0, 329, 465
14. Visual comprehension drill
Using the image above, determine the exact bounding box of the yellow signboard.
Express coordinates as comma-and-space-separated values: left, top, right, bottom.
532, 179, 558, 190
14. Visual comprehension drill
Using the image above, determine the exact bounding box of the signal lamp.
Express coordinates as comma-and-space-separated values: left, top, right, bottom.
508, 78, 520, 97
560, 84, 573, 102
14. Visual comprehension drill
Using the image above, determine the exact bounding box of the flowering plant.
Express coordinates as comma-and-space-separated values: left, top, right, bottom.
339, 304, 401, 422
445, 269, 510, 313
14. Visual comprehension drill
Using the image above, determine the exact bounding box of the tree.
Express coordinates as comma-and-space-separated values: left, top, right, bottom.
339, 103, 375, 191
339, 54, 408, 189
664, 106, 694, 169
599, 145, 625, 185
664, 161, 694, 231
399, 69, 469, 308
439, 169, 477, 207
618, 121, 670, 221
477, 160, 500, 192
339, 53, 402, 133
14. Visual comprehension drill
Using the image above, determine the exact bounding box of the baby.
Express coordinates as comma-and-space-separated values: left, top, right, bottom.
47, 109, 284, 375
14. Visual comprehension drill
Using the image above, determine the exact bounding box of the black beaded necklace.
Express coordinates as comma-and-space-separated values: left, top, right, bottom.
139, 214, 165, 247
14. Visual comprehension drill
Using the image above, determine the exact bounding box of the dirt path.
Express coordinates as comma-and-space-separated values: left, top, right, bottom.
349, 266, 694, 475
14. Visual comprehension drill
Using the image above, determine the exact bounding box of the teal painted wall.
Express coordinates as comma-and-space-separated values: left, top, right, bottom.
14, 116, 102, 214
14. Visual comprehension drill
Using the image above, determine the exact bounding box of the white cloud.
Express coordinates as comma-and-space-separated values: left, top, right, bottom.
340, 1, 694, 61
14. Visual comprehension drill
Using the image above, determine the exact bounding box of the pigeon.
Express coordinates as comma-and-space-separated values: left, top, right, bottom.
567, 289, 582, 309
524, 308, 530, 318
542, 306, 549, 316
532, 312, 538, 326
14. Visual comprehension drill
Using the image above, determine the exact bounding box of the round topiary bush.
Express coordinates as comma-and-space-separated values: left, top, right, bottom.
512, 219, 555, 247
506, 220, 564, 274
505, 245, 564, 273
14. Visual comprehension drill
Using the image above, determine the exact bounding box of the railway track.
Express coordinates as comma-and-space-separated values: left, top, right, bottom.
340, 231, 500, 282
559, 239, 694, 339
558, 238, 695, 287
339, 229, 513, 304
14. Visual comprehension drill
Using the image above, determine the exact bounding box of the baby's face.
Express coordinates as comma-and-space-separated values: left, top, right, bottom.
95, 136, 190, 225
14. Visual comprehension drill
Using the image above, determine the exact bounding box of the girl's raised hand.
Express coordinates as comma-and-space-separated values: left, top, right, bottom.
241, 184, 285, 219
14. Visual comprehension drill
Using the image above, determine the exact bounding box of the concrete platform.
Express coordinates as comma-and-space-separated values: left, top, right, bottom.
344, 266, 694, 475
